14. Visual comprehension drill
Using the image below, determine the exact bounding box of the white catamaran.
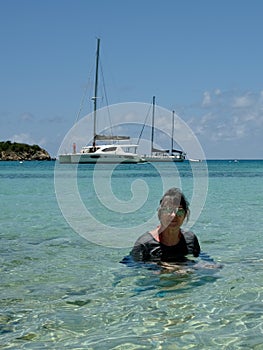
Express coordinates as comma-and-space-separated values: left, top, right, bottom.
59, 39, 144, 164
142, 96, 186, 162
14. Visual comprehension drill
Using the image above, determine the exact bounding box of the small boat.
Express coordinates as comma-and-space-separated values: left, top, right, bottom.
141, 96, 186, 163
189, 158, 202, 162
59, 39, 144, 164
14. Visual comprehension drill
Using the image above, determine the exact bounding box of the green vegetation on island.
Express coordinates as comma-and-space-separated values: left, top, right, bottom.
0, 141, 51, 161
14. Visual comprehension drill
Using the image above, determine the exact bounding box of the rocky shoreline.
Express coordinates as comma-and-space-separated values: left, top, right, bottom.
0, 141, 52, 161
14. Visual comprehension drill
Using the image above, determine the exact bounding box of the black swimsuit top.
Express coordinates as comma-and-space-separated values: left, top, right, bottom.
130, 230, 201, 262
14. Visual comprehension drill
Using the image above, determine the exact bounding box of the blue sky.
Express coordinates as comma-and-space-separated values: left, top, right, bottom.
1, 0, 263, 159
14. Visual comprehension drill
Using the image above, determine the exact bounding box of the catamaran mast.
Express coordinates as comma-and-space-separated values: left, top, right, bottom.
171, 110, 175, 155
151, 96, 155, 156
92, 38, 100, 148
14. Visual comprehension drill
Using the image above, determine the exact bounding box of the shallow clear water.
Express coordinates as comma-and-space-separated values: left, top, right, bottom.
0, 160, 262, 349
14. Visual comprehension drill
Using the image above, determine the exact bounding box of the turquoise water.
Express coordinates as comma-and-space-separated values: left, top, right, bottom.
0, 160, 262, 349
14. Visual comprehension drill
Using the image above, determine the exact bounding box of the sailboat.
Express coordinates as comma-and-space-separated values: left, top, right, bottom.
59, 39, 144, 164
142, 96, 186, 162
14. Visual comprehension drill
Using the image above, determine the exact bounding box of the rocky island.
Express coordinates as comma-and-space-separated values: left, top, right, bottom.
0, 141, 52, 161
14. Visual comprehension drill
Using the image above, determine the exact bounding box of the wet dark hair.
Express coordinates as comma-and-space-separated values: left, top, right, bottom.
158, 187, 190, 221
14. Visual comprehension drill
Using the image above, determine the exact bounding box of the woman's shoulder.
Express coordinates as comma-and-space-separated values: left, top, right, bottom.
134, 231, 157, 245
181, 229, 200, 257
181, 230, 197, 240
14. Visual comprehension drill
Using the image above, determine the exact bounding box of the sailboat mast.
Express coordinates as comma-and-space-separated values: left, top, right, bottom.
92, 38, 100, 148
171, 110, 175, 155
151, 96, 155, 156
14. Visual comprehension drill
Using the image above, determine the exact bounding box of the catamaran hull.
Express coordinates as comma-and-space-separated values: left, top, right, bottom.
59, 153, 144, 164
143, 155, 185, 163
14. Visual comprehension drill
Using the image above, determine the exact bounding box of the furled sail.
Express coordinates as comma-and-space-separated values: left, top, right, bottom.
95, 135, 130, 141
152, 147, 169, 153
172, 149, 185, 155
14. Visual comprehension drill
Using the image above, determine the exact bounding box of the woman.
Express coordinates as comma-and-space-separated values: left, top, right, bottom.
129, 187, 200, 263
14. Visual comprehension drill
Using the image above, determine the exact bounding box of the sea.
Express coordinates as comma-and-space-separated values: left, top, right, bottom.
0, 159, 262, 349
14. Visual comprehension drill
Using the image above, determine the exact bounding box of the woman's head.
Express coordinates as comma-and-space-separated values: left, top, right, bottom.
158, 187, 190, 223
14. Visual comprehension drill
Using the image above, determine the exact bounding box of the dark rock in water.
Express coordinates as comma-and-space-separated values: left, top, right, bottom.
0, 141, 51, 161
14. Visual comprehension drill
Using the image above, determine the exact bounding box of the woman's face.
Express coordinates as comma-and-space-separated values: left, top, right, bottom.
159, 197, 186, 229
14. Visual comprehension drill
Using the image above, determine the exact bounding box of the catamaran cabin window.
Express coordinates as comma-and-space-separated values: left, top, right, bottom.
102, 147, 117, 152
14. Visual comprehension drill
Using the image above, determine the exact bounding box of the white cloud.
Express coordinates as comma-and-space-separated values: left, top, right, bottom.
202, 91, 211, 107
200, 112, 215, 125
184, 89, 263, 144
11, 133, 36, 144
232, 94, 253, 108
10, 133, 47, 148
